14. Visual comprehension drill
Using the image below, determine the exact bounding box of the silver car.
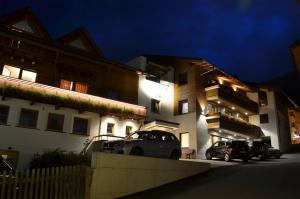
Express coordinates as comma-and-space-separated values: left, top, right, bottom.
102, 130, 181, 160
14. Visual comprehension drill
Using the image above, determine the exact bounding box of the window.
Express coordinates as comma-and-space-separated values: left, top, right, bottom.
107, 123, 115, 134
47, 113, 64, 132
60, 79, 73, 90
260, 114, 269, 124
146, 75, 160, 83
60, 79, 88, 94
2, 65, 20, 78
125, 126, 132, 136
151, 99, 160, 113
107, 90, 120, 100
19, 109, 38, 128
1, 65, 37, 82
259, 91, 268, 106
75, 82, 88, 93
73, 117, 89, 135
180, 133, 189, 148
178, 72, 188, 86
21, 70, 37, 82
0, 105, 9, 124
179, 100, 188, 114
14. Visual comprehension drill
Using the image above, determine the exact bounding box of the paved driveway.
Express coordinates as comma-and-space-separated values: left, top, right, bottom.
121, 153, 300, 199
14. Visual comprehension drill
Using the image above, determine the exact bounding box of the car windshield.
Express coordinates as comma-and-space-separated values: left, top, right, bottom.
125, 131, 147, 140
231, 141, 248, 147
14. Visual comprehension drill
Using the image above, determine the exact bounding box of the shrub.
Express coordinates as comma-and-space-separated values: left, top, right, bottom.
30, 149, 90, 169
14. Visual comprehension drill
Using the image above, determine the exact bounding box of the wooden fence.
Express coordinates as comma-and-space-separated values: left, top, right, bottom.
0, 165, 92, 199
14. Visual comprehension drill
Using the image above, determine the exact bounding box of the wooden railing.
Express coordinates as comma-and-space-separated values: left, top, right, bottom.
205, 84, 259, 114
0, 165, 91, 199
206, 113, 263, 139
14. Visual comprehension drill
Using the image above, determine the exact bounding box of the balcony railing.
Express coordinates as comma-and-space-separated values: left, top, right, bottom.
206, 113, 263, 139
0, 75, 147, 119
205, 84, 259, 114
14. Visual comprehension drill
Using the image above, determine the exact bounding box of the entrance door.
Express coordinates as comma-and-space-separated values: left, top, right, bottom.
180, 132, 190, 148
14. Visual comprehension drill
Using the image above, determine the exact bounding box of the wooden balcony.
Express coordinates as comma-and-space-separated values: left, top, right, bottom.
206, 113, 263, 139
205, 84, 259, 115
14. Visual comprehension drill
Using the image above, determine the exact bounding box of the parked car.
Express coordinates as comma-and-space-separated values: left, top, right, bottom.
249, 141, 281, 160
205, 140, 250, 162
102, 130, 182, 160
249, 141, 269, 160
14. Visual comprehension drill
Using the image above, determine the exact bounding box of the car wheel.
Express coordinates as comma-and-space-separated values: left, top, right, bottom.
170, 150, 180, 160
129, 147, 143, 156
224, 153, 231, 162
275, 155, 280, 159
205, 152, 212, 160
242, 158, 248, 163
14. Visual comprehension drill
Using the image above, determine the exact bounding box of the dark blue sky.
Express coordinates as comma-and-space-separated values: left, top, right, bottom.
1, 0, 300, 82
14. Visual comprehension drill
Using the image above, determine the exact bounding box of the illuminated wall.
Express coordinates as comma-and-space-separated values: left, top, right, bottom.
288, 108, 300, 144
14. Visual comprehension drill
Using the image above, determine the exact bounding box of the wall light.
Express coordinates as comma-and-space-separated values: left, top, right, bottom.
217, 100, 221, 104
231, 106, 236, 110
245, 112, 248, 115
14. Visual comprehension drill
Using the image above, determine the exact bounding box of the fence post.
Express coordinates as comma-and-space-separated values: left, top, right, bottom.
0, 171, 7, 199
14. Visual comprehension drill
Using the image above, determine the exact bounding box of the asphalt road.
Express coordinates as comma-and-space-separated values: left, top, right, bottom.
121, 153, 300, 199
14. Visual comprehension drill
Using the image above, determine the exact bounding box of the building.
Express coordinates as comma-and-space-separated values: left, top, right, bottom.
0, 8, 147, 169
290, 40, 300, 78
128, 55, 296, 158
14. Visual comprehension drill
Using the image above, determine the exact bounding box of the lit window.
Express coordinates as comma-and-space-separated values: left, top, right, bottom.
60, 79, 88, 94
19, 109, 39, 128
60, 79, 73, 90
21, 70, 37, 82
0, 105, 9, 124
151, 99, 160, 113
180, 133, 190, 148
75, 82, 88, 94
2, 65, 20, 78
47, 113, 64, 132
107, 123, 115, 134
73, 117, 89, 135
125, 126, 132, 136
179, 100, 188, 114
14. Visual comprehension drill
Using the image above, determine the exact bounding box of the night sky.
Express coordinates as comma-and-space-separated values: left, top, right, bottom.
1, 0, 300, 82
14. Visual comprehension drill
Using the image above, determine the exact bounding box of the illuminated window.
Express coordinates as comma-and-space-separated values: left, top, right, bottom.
2, 65, 37, 82
107, 123, 115, 134
73, 117, 89, 135
19, 109, 39, 128
60, 79, 88, 94
151, 99, 160, 113
60, 79, 73, 90
75, 82, 88, 93
180, 132, 189, 148
179, 100, 188, 114
178, 72, 188, 86
125, 126, 132, 136
2, 65, 20, 78
0, 105, 9, 124
47, 113, 64, 132
260, 114, 269, 124
21, 70, 37, 82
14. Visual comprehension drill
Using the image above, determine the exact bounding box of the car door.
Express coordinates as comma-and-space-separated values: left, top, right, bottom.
214, 141, 226, 158
143, 132, 162, 157
159, 133, 174, 158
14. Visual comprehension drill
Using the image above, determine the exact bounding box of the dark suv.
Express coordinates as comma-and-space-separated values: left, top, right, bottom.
206, 140, 250, 162
250, 141, 281, 160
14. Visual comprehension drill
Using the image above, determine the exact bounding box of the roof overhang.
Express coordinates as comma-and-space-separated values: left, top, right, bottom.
140, 120, 179, 132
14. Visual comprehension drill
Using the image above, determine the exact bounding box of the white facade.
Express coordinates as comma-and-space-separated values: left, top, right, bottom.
248, 89, 280, 149
0, 97, 140, 169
